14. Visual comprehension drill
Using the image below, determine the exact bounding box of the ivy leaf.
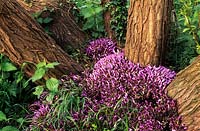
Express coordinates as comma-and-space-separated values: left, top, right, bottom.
33, 86, 44, 98
1, 126, 19, 131
37, 17, 43, 24
31, 68, 46, 82
0, 111, 7, 121
46, 78, 59, 92
43, 17, 53, 24
1, 62, 17, 72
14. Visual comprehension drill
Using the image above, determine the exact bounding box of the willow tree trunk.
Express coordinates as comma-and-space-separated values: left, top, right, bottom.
167, 56, 200, 131
17, 0, 87, 51
125, 0, 172, 66
0, 0, 83, 79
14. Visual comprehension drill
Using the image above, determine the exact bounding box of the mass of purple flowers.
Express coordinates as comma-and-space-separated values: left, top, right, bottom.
86, 38, 118, 61
81, 52, 186, 130
27, 38, 186, 130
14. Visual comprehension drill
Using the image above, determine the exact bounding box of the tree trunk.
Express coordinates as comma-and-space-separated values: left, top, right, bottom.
0, 0, 83, 79
17, 0, 88, 51
167, 56, 200, 131
125, 0, 172, 66
101, 0, 116, 40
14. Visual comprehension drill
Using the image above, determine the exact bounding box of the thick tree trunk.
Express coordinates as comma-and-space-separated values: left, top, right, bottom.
17, 0, 87, 51
167, 56, 200, 131
0, 0, 83, 79
125, 0, 172, 66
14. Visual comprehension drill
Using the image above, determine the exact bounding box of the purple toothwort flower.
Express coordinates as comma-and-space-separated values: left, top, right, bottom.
81, 52, 186, 130
86, 38, 118, 61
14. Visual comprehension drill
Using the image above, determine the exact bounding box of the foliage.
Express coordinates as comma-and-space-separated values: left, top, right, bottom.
86, 38, 118, 61
27, 78, 84, 131
27, 61, 60, 103
0, 54, 60, 129
80, 53, 186, 130
0, 54, 34, 130
32, 7, 54, 35
107, 0, 129, 45
176, 0, 200, 52
71, 0, 105, 38
167, 0, 200, 71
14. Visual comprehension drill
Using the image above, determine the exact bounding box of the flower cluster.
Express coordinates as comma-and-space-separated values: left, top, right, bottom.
86, 38, 118, 61
28, 101, 50, 130
81, 53, 186, 130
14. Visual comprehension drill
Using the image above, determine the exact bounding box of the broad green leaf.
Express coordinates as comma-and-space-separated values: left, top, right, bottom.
1, 126, 19, 131
0, 111, 7, 121
31, 68, 46, 82
1, 62, 17, 72
46, 62, 59, 68
36, 61, 46, 69
43, 17, 53, 24
46, 93, 55, 102
33, 86, 44, 98
46, 78, 59, 92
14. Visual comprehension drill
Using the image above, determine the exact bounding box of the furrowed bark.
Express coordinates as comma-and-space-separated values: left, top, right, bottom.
17, 0, 88, 51
125, 0, 172, 66
167, 56, 200, 131
0, 0, 83, 80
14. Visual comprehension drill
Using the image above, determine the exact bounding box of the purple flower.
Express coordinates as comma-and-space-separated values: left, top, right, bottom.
86, 38, 118, 61
81, 53, 186, 130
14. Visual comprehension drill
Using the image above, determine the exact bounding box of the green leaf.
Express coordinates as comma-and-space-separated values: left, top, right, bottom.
16, 118, 24, 124
80, 7, 94, 18
46, 62, 59, 68
37, 17, 43, 24
32, 11, 42, 18
33, 86, 44, 98
182, 28, 190, 33
0, 111, 7, 121
8, 86, 17, 97
43, 17, 53, 24
1, 62, 17, 72
1, 126, 19, 131
94, 7, 103, 14
36, 61, 46, 69
31, 68, 46, 82
46, 78, 59, 92
46, 93, 55, 102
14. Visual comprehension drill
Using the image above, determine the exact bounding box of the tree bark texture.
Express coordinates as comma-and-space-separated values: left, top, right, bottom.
0, 0, 83, 79
17, 0, 87, 51
167, 56, 200, 131
101, 0, 116, 40
125, 0, 172, 66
